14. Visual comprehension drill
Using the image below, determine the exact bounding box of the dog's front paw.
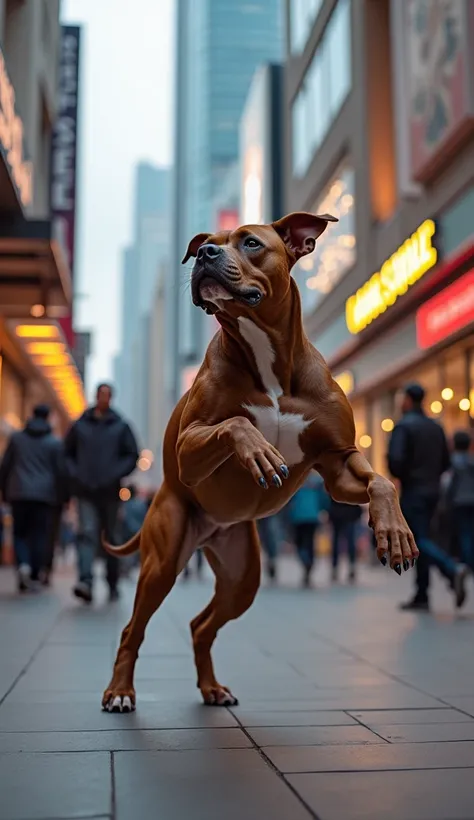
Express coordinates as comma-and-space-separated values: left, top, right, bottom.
369, 481, 419, 573
201, 684, 238, 707
102, 688, 136, 713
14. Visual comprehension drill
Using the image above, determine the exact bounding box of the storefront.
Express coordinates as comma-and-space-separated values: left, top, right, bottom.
313, 186, 474, 477
0, 318, 86, 454
0, 41, 83, 453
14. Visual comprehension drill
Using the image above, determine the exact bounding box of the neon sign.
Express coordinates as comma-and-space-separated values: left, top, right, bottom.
0, 48, 33, 208
346, 219, 437, 335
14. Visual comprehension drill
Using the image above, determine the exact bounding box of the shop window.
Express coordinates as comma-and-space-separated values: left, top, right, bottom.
289, 0, 323, 54
291, 0, 352, 177
294, 162, 356, 314
438, 347, 472, 439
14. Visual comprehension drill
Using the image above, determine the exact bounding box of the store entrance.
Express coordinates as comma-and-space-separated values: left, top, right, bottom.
350, 335, 474, 478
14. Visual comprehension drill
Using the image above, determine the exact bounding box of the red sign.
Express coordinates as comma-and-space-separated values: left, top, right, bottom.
217, 209, 239, 231
416, 269, 474, 349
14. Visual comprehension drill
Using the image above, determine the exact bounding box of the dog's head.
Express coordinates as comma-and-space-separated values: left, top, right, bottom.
182, 212, 338, 316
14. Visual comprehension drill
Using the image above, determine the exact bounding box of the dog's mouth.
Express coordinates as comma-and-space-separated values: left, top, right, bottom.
192, 271, 263, 314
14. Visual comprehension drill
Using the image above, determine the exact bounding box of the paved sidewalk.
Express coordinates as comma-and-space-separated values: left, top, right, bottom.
1, 556, 474, 820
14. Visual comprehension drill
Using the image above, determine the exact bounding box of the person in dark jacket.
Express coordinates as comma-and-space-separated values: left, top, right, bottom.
0, 404, 63, 592
388, 383, 467, 611
64, 383, 139, 603
447, 430, 474, 573
329, 499, 362, 583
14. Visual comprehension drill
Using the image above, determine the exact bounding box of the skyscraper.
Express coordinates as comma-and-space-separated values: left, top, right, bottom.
115, 163, 171, 443
169, 0, 283, 403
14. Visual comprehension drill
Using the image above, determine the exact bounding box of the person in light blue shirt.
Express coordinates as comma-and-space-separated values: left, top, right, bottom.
288, 472, 328, 587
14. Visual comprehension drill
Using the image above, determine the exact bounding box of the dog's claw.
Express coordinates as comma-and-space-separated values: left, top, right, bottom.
103, 695, 135, 713
394, 563, 402, 576
272, 474, 282, 488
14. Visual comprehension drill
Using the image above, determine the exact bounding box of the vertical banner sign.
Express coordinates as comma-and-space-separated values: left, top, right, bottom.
51, 26, 81, 348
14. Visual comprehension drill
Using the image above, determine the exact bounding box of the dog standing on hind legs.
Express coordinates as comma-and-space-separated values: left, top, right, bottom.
102, 211, 418, 713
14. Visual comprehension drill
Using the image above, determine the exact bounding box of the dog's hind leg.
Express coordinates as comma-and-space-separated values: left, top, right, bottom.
190, 520, 261, 706
102, 487, 190, 713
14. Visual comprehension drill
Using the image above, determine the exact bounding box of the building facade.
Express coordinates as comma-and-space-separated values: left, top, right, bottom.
170, 0, 284, 405
0, 1, 85, 452
285, 0, 474, 475
114, 163, 171, 449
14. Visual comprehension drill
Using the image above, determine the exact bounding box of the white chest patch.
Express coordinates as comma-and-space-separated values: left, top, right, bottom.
238, 316, 310, 466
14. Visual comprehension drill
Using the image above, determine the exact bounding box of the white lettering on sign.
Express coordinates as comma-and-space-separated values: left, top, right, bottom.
51, 34, 79, 214
0, 50, 33, 207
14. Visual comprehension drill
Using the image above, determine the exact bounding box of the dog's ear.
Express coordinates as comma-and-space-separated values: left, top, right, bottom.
181, 233, 212, 264
272, 212, 338, 262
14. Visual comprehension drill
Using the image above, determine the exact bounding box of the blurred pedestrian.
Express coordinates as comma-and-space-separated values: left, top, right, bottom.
0, 404, 64, 593
388, 383, 468, 611
329, 499, 362, 583
288, 472, 326, 587
120, 484, 147, 574
258, 514, 281, 580
65, 383, 139, 604
446, 430, 474, 573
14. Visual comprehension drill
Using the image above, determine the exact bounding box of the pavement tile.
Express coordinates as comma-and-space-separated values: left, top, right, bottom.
247, 724, 384, 747
114, 749, 312, 820
0, 752, 110, 820
0, 701, 239, 732
232, 710, 358, 727
265, 740, 474, 773
0, 727, 250, 752
372, 721, 474, 743
349, 708, 474, 725
286, 768, 474, 820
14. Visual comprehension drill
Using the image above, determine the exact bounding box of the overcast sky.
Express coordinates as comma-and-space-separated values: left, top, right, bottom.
62, 0, 175, 397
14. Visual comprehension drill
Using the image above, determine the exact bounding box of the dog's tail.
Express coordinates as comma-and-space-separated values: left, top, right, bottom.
101, 530, 141, 557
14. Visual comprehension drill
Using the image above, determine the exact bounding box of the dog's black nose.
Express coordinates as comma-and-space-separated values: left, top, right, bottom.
197, 243, 222, 261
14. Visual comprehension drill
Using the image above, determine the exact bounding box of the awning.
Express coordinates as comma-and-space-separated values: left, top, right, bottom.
7, 319, 86, 420
0, 218, 72, 318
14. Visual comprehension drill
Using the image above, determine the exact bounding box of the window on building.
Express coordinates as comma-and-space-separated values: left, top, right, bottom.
294, 162, 356, 314
291, 0, 352, 177
289, 0, 323, 54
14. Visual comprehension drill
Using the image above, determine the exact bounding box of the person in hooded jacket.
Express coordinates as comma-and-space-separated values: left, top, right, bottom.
64, 383, 139, 603
0, 404, 64, 592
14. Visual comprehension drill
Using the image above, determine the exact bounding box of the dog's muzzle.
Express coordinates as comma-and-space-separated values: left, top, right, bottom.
191, 245, 263, 313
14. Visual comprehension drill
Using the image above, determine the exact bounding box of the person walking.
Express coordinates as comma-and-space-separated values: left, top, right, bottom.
388, 383, 468, 611
446, 430, 474, 573
258, 514, 281, 581
120, 484, 147, 575
0, 404, 64, 592
288, 472, 326, 587
64, 383, 139, 603
329, 499, 362, 583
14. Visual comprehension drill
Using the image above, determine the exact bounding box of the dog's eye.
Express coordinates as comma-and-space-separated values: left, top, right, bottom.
244, 237, 261, 250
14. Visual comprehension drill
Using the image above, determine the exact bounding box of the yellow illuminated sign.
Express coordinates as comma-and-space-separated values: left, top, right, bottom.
345, 219, 438, 335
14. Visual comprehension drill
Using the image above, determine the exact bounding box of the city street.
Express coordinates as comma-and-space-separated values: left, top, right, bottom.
1, 557, 474, 820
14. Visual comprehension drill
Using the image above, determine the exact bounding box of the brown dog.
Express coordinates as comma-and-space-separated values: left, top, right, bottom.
102, 212, 418, 713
